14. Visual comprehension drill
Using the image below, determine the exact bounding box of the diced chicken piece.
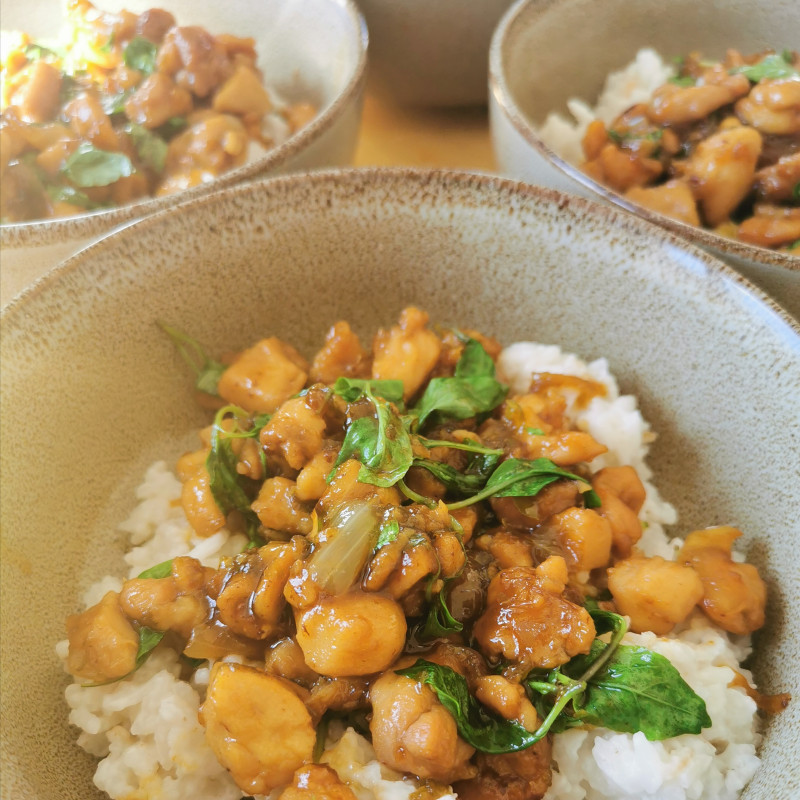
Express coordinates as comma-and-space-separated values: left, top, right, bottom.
134, 8, 176, 43
736, 78, 800, 135
584, 143, 663, 192
295, 591, 406, 677
213, 64, 272, 116
739, 205, 800, 248
278, 765, 358, 800
9, 60, 62, 123
608, 556, 704, 634
372, 307, 442, 400
296, 447, 339, 501
181, 464, 227, 537
754, 152, 800, 203
65, 591, 139, 682
525, 431, 608, 467
157, 26, 234, 98
260, 395, 326, 471
200, 663, 316, 794
679, 526, 766, 635
685, 126, 763, 226
64, 92, 120, 151
264, 636, 319, 685
454, 741, 553, 800
476, 529, 534, 569
252, 477, 313, 535
473, 557, 595, 669
648, 73, 750, 125
591, 482, 643, 558
217, 337, 309, 414
317, 459, 402, 516
306, 675, 370, 719
120, 556, 210, 638
384, 538, 440, 600
591, 466, 646, 514
309, 320, 370, 383
124, 72, 193, 130
474, 674, 539, 731
625, 179, 701, 226
284, 102, 317, 132
490, 480, 581, 529
548, 507, 613, 572
370, 668, 476, 783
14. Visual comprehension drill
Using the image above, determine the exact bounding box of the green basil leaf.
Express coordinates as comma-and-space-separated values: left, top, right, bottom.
332, 377, 404, 403
123, 36, 158, 75
61, 143, 135, 188
488, 458, 587, 498
155, 115, 188, 139
137, 559, 173, 579
45, 184, 103, 210
564, 641, 712, 740
668, 75, 696, 87
412, 457, 488, 495
397, 660, 542, 753
421, 583, 464, 639
731, 53, 800, 82
158, 322, 226, 396
332, 391, 413, 487
101, 86, 134, 115
413, 339, 507, 428
375, 519, 400, 550
24, 42, 61, 61
792, 182, 800, 202
124, 122, 168, 173
135, 626, 165, 669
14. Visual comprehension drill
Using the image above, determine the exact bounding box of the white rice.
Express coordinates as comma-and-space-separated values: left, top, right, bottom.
537, 48, 675, 166
59, 342, 762, 800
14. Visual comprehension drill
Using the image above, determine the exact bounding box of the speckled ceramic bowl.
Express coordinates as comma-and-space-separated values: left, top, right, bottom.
1, 169, 798, 799
356, 0, 514, 107
0, 0, 368, 305
489, 0, 800, 317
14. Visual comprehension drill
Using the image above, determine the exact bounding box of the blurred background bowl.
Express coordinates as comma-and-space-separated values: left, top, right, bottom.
1, 168, 798, 799
489, 0, 800, 316
356, 0, 514, 107
0, 0, 368, 305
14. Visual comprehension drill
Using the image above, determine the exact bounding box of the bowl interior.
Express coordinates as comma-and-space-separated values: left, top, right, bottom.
1, 169, 798, 798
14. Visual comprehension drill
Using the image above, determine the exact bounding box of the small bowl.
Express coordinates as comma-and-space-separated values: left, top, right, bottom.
0, 0, 368, 305
1, 168, 799, 799
356, 0, 514, 107
489, 0, 800, 317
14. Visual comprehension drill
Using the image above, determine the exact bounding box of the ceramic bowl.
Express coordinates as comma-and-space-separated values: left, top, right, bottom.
0, 0, 368, 305
356, 0, 514, 107
489, 0, 800, 317
1, 169, 798, 800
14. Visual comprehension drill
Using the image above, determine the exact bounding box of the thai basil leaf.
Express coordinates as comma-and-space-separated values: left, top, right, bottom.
792, 182, 800, 202
45, 184, 103, 210
412, 458, 487, 495
668, 75, 696, 87
731, 53, 800, 82
123, 36, 158, 75
416, 436, 503, 456
375, 519, 400, 550
156, 115, 188, 139
158, 322, 226, 395
125, 123, 168, 173
397, 660, 544, 753
413, 339, 507, 428
421, 583, 464, 639
137, 559, 173, 579
24, 42, 61, 61
332, 377, 404, 404
134, 626, 165, 669
565, 640, 712, 740
332, 390, 413, 487
61, 143, 135, 188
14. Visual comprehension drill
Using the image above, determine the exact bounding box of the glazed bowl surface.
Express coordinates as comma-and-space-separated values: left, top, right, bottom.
356, 0, 514, 107
1, 168, 799, 799
489, 0, 800, 316
0, 0, 368, 304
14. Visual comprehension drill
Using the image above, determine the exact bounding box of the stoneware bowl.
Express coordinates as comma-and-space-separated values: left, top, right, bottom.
356, 0, 514, 107
1, 169, 799, 799
489, 0, 800, 317
0, 0, 368, 305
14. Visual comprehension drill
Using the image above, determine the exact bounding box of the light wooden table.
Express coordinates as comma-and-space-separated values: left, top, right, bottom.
354, 90, 496, 172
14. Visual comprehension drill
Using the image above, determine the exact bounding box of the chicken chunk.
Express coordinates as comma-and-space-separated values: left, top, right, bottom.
625, 179, 701, 226
608, 556, 704, 634
124, 72, 193, 130
200, 663, 316, 794
278, 765, 358, 800
294, 591, 406, 676
547, 507, 613, 572
260, 395, 327, 471
9, 60, 62, 123
157, 26, 233, 98
213, 64, 272, 116
370, 668, 476, 783
65, 591, 139, 682
372, 307, 442, 400
679, 526, 766, 635
251, 477, 314, 535
310, 320, 371, 383
217, 337, 309, 414
473, 557, 595, 669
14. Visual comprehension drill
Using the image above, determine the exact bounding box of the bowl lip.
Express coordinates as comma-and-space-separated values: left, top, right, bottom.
0, 0, 369, 248
3, 165, 800, 342
488, 0, 800, 275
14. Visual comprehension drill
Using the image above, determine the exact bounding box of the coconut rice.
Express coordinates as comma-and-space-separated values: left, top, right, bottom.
58, 341, 763, 800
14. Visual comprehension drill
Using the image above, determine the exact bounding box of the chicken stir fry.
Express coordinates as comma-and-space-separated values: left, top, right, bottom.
0, 0, 315, 222
581, 49, 800, 253
66, 309, 774, 799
